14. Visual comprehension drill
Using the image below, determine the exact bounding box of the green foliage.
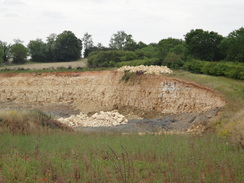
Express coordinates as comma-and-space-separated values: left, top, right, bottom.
28, 39, 47, 62
137, 41, 147, 49
10, 42, 28, 64
220, 27, 244, 62
164, 52, 184, 69
121, 71, 135, 82
0, 133, 243, 182
185, 29, 224, 61
0, 46, 3, 64
45, 33, 58, 61
28, 31, 82, 62
135, 45, 159, 59
116, 58, 159, 67
84, 43, 111, 59
183, 60, 244, 80
55, 31, 82, 61
183, 59, 204, 73
0, 41, 11, 63
157, 38, 184, 61
109, 31, 137, 51
88, 50, 138, 67
82, 32, 94, 58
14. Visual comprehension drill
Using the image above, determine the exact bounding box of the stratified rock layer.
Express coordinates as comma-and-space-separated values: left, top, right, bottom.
0, 71, 225, 115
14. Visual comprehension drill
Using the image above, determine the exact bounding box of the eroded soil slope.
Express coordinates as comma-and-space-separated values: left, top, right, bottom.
0, 71, 225, 116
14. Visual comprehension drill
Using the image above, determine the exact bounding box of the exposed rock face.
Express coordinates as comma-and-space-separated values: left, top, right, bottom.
0, 71, 225, 115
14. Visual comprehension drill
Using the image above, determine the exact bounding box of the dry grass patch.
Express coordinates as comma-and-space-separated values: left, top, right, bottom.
0, 110, 72, 134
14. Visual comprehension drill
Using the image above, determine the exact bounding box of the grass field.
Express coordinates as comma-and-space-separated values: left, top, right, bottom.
0, 68, 244, 182
0, 132, 243, 183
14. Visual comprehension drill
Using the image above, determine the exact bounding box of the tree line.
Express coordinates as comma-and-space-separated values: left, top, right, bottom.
0, 28, 243, 79
86, 28, 244, 79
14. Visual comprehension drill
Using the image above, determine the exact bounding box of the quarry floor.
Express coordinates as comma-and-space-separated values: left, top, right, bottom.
0, 101, 219, 134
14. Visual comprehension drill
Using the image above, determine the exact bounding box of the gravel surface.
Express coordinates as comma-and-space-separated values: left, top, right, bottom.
75, 108, 219, 133
0, 101, 219, 133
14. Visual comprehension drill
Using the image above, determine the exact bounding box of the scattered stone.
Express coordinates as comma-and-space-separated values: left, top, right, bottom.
117, 65, 173, 75
57, 110, 128, 127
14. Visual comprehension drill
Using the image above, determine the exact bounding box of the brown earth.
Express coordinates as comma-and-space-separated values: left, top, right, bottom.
0, 71, 226, 132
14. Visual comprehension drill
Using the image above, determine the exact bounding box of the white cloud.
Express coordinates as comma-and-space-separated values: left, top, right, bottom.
0, 0, 243, 45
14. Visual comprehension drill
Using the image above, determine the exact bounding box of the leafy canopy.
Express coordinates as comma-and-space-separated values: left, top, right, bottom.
10, 40, 28, 64
185, 29, 224, 61
220, 27, 244, 62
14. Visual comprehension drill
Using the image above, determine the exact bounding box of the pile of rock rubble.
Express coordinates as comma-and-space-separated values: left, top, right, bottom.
57, 110, 128, 127
117, 65, 173, 75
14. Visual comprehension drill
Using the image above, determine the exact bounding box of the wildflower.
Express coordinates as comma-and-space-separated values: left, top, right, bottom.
40, 178, 48, 181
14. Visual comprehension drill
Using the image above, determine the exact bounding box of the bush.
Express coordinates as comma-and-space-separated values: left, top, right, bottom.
116, 58, 160, 67
88, 50, 138, 67
183, 60, 204, 73
183, 60, 244, 80
163, 52, 184, 69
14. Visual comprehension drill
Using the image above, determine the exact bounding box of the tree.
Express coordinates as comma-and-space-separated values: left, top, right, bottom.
137, 41, 147, 49
0, 46, 3, 64
28, 39, 47, 62
0, 41, 11, 63
10, 40, 28, 64
46, 33, 57, 61
185, 29, 224, 61
82, 32, 94, 58
109, 31, 136, 51
157, 38, 183, 61
135, 45, 159, 59
220, 27, 244, 62
55, 31, 82, 61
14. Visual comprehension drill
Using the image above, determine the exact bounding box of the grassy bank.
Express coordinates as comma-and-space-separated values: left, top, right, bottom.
0, 133, 243, 183
170, 71, 244, 147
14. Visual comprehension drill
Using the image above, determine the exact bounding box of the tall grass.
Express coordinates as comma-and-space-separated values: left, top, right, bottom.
0, 110, 72, 135
0, 133, 243, 183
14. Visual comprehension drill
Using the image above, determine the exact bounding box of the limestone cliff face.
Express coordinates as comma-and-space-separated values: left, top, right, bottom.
0, 71, 225, 114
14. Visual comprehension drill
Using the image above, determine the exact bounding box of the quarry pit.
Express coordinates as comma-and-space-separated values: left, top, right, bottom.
0, 68, 225, 133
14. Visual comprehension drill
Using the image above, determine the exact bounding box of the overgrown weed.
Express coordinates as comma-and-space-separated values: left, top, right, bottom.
0, 110, 72, 135
0, 133, 242, 182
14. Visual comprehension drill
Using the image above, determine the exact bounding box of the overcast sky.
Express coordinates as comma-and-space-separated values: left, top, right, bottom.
0, 0, 244, 46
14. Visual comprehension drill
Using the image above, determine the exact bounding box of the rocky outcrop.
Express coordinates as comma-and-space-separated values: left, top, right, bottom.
0, 71, 225, 115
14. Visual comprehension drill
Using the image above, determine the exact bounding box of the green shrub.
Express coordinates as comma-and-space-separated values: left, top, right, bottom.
183, 60, 244, 80
183, 60, 204, 73
116, 58, 159, 67
88, 50, 138, 67
135, 45, 159, 59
